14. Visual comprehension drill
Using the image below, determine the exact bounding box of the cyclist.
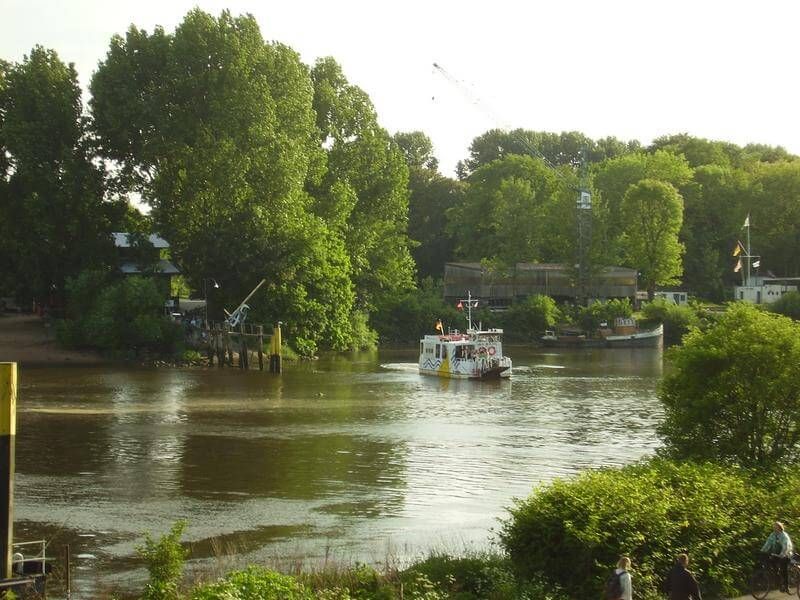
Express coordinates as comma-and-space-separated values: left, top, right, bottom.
761, 521, 794, 593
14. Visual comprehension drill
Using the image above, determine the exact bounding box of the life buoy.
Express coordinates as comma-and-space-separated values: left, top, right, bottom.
488, 346, 496, 356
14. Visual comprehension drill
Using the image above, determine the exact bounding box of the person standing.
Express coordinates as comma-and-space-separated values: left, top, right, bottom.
664, 553, 702, 600
761, 521, 794, 593
605, 556, 632, 600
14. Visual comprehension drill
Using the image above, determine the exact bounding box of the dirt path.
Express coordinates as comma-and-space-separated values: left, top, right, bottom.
0, 313, 106, 366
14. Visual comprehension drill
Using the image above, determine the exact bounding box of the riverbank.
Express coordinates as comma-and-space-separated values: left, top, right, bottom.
0, 313, 106, 366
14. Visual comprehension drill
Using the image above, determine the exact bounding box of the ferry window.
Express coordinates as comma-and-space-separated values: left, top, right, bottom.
435, 344, 441, 358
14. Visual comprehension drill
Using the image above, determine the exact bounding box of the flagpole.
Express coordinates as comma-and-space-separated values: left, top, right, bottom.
745, 213, 751, 285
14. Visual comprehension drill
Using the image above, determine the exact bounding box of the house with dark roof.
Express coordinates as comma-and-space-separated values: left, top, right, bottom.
112, 232, 180, 300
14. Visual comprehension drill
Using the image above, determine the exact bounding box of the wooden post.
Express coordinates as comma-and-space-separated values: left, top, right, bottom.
270, 322, 282, 374
0, 363, 16, 580
241, 324, 249, 369
215, 325, 224, 369
257, 326, 264, 371
224, 324, 233, 367
206, 324, 214, 367
64, 544, 71, 599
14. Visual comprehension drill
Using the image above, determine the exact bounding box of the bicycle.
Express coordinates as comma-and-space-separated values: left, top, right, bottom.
749, 554, 800, 598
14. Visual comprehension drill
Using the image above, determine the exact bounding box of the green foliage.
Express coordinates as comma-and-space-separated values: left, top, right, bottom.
403, 552, 567, 600
659, 303, 800, 466
620, 179, 685, 296
641, 298, 701, 345
192, 566, 314, 600
58, 270, 183, 357
768, 290, 800, 320
498, 295, 561, 342
500, 459, 800, 599
0, 45, 124, 304
575, 298, 633, 333
137, 520, 188, 600
347, 310, 379, 351
371, 278, 461, 345
448, 155, 576, 267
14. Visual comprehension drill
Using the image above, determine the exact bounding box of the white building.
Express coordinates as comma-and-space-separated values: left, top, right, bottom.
734, 276, 799, 304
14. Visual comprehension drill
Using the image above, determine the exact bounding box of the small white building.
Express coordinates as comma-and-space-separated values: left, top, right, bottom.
653, 290, 689, 305
734, 276, 799, 305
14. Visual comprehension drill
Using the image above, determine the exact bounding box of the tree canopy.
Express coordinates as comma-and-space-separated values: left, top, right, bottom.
659, 303, 800, 467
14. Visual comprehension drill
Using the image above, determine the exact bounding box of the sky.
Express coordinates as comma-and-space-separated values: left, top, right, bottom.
2, 0, 799, 176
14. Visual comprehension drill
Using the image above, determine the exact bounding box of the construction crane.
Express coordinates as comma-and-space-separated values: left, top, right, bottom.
224, 279, 267, 328
432, 62, 593, 302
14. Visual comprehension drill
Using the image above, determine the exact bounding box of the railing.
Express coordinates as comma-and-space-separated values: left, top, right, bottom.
12, 539, 48, 575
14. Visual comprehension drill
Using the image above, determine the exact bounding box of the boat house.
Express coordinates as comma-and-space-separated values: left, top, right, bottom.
443, 262, 638, 308
734, 275, 799, 305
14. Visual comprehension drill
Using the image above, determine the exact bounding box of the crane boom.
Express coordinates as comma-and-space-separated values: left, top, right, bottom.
432, 61, 593, 302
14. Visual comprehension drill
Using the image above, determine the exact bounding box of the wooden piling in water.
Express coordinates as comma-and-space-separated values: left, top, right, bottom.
0, 363, 16, 579
257, 326, 264, 371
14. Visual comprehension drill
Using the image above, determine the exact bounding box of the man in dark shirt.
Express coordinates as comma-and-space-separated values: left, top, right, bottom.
664, 553, 702, 600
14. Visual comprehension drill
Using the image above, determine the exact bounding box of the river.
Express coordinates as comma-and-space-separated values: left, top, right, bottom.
12, 346, 663, 597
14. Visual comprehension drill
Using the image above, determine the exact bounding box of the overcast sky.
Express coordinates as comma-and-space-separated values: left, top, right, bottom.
2, 1, 799, 175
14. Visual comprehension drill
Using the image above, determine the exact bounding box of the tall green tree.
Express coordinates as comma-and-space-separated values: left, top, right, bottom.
593, 150, 693, 263
447, 154, 575, 267
309, 57, 414, 310
461, 129, 639, 177
680, 165, 754, 300
0, 46, 123, 304
619, 179, 684, 298
750, 160, 800, 277
393, 131, 461, 281
90, 10, 354, 352
659, 303, 800, 467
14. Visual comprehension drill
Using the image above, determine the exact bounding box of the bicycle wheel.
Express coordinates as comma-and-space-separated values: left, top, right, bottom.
750, 567, 772, 599
791, 564, 800, 596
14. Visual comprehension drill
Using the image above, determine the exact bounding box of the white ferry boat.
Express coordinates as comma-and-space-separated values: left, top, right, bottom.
418, 293, 512, 379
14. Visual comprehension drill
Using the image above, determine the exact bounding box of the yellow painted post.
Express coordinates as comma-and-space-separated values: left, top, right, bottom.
0, 363, 17, 580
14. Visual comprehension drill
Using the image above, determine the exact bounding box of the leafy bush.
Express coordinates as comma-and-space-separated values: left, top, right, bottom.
138, 520, 188, 600
192, 566, 315, 599
498, 295, 560, 342
347, 310, 379, 351
371, 278, 462, 344
659, 303, 800, 466
499, 459, 800, 599
768, 290, 800, 320
402, 552, 566, 600
557, 298, 633, 334
57, 270, 183, 357
641, 298, 701, 345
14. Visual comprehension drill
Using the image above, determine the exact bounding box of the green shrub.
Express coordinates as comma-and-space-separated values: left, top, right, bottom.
371, 278, 463, 345
499, 459, 800, 599
348, 310, 379, 351
498, 295, 560, 342
402, 552, 566, 600
768, 290, 800, 320
137, 520, 188, 600
192, 566, 314, 599
59, 270, 183, 357
641, 298, 700, 345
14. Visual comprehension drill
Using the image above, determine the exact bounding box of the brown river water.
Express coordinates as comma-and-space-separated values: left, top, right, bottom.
12, 346, 663, 597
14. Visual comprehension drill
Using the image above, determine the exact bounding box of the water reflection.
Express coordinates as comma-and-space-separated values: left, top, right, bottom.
13, 347, 663, 596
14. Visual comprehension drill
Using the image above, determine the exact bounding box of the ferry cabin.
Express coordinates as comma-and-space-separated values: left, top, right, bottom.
419, 330, 511, 379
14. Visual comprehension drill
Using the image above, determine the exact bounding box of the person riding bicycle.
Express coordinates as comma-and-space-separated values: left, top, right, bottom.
760, 521, 794, 593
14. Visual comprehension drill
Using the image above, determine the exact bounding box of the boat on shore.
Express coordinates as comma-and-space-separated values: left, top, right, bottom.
419, 292, 512, 379
541, 318, 663, 349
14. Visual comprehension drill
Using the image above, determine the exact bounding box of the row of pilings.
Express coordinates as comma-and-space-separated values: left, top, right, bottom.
205, 322, 282, 373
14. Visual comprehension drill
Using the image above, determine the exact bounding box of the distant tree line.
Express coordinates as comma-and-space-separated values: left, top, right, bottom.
2, 8, 799, 353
